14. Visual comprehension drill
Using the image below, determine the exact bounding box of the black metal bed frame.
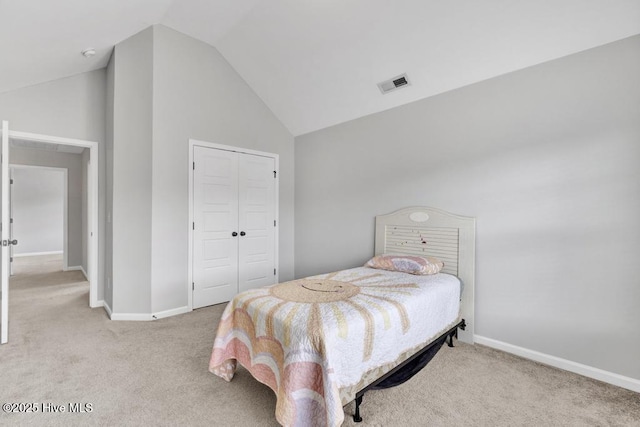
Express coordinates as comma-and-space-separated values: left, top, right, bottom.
352, 318, 466, 422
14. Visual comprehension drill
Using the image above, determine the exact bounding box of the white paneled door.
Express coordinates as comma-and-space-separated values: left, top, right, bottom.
192, 145, 277, 309
238, 153, 276, 292
193, 147, 240, 308
1, 121, 10, 344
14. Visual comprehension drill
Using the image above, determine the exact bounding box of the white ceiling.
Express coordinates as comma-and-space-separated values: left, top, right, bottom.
1, 1, 639, 136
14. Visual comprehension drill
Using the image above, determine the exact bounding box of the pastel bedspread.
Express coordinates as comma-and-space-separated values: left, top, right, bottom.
209, 267, 461, 426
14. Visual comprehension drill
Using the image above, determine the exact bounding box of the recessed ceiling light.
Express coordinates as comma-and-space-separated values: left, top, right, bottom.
81, 48, 96, 58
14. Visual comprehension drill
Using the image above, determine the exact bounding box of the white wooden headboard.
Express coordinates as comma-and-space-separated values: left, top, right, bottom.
374, 207, 476, 344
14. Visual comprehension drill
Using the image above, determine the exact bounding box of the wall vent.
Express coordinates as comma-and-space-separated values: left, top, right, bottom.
377, 73, 411, 94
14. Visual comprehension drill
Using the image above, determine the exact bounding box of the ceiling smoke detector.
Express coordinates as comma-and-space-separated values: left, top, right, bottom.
377, 73, 411, 94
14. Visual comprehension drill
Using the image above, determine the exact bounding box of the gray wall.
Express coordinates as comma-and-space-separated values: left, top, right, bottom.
295, 35, 640, 380
10, 148, 85, 269
11, 168, 64, 256
110, 27, 154, 314
0, 69, 107, 301
106, 25, 294, 315
105, 55, 115, 309
150, 25, 295, 313
0, 70, 106, 142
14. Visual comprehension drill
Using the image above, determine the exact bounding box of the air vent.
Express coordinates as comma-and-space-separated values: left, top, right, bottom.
377, 73, 411, 94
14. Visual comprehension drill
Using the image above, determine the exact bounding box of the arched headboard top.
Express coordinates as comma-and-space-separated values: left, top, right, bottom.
374, 206, 476, 343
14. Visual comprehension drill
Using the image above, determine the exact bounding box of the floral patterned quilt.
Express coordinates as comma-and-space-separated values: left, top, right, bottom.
209, 267, 461, 426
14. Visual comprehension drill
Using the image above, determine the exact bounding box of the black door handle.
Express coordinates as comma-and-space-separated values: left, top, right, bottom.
240, 231, 246, 236
232, 232, 238, 237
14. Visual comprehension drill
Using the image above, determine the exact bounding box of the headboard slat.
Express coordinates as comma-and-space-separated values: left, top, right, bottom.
385, 225, 459, 271
374, 207, 475, 344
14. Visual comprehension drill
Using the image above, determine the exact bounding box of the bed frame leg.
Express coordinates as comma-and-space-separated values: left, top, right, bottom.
353, 395, 363, 422
447, 332, 455, 347
448, 320, 465, 347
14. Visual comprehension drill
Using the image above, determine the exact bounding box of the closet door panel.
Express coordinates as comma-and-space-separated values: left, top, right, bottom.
193, 147, 239, 308
238, 154, 276, 292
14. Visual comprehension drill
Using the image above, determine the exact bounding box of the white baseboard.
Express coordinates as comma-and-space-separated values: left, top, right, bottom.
109, 312, 153, 321
107, 305, 190, 321
92, 299, 104, 309
152, 306, 190, 320
14, 251, 63, 257
474, 335, 640, 393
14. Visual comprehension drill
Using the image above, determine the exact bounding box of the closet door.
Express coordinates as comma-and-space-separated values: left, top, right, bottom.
237, 154, 276, 292
192, 147, 239, 309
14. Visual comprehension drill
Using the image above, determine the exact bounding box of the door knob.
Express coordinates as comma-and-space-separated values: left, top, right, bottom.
9, 239, 17, 245
240, 231, 246, 236
231, 232, 238, 237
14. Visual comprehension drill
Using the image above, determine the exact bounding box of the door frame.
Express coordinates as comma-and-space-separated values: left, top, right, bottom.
3, 123, 100, 308
187, 139, 279, 311
9, 164, 69, 271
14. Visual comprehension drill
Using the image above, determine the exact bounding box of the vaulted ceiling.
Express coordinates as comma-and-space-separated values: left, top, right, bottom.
1, 0, 639, 136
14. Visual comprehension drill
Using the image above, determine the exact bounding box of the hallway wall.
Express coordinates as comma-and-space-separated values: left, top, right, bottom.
11, 167, 65, 256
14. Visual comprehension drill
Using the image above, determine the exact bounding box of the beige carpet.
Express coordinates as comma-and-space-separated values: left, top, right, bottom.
1, 257, 639, 426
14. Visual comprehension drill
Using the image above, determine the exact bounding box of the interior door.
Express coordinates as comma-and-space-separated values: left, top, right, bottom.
238, 154, 276, 292
9, 168, 14, 276
1, 121, 10, 343
192, 146, 239, 309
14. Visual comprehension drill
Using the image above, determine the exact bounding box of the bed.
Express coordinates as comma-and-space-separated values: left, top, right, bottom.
209, 207, 475, 426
